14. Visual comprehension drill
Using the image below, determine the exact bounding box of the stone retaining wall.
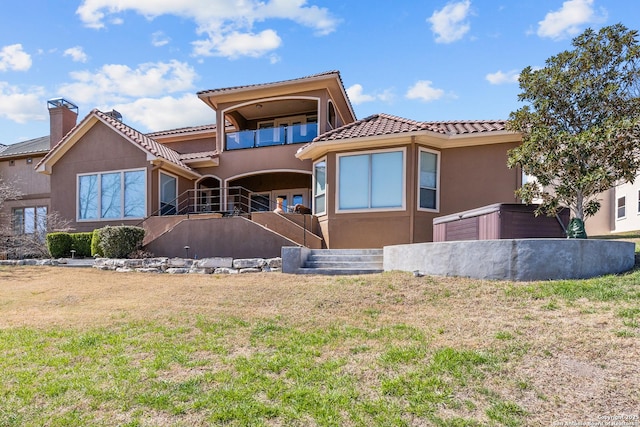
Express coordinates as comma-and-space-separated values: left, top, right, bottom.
0, 257, 282, 274
94, 257, 282, 274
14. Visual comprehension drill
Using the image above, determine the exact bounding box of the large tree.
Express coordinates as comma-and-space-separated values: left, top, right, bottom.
507, 23, 640, 231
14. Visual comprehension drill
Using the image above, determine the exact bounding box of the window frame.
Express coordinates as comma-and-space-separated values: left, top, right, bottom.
12, 206, 47, 236
417, 147, 441, 213
335, 148, 406, 214
617, 196, 626, 220
313, 158, 327, 215
76, 168, 147, 222
159, 171, 178, 216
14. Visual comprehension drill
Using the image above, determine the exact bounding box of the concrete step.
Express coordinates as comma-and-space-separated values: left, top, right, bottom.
300, 249, 383, 275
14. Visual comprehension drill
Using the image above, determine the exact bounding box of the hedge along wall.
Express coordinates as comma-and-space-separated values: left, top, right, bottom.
47, 227, 144, 258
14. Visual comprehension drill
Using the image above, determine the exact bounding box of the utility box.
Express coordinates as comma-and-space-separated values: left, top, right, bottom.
433, 203, 569, 242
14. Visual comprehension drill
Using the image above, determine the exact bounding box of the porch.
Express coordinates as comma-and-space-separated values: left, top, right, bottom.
141, 186, 324, 258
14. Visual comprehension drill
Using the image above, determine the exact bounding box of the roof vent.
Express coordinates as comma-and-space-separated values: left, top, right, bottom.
47, 98, 78, 113
105, 110, 123, 122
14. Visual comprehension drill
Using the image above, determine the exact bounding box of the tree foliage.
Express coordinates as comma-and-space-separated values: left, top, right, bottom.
507, 23, 640, 222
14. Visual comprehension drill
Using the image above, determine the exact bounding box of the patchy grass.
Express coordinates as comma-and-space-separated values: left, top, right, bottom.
0, 266, 638, 426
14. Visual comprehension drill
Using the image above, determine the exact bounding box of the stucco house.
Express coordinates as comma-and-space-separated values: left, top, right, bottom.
0, 70, 566, 258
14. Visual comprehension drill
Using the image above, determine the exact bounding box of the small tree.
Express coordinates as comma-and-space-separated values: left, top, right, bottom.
507, 23, 640, 235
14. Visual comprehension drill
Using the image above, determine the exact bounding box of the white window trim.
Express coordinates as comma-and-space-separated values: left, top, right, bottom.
313, 158, 327, 216
335, 147, 407, 214
76, 167, 147, 222
417, 147, 441, 213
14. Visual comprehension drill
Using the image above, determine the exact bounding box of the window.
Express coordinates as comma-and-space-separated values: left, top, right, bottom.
314, 160, 326, 215
13, 206, 47, 236
419, 149, 439, 211
327, 101, 336, 129
160, 172, 177, 215
637, 190, 640, 215
78, 169, 146, 220
617, 196, 626, 219
337, 149, 404, 211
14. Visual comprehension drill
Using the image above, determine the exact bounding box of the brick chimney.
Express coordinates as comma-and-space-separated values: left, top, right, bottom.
47, 98, 78, 148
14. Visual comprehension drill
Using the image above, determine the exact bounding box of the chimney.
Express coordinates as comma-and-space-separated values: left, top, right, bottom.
47, 98, 79, 148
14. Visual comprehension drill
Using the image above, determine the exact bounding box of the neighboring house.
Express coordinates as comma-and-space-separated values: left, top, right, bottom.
0, 135, 51, 237
2, 70, 583, 258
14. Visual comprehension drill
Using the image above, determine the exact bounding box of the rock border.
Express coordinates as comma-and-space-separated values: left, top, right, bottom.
0, 256, 282, 274
94, 256, 282, 274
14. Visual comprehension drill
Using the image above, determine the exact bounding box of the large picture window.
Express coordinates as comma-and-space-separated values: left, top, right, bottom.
419, 149, 439, 211
314, 159, 326, 214
78, 169, 146, 220
337, 149, 404, 211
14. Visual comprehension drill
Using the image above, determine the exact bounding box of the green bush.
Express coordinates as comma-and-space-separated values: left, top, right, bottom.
71, 232, 93, 257
99, 226, 145, 258
46, 233, 73, 258
91, 228, 103, 257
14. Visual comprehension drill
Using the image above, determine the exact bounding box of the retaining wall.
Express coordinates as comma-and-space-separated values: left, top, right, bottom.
383, 239, 635, 281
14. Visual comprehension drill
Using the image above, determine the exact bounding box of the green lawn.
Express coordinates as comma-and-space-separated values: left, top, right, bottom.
0, 266, 638, 426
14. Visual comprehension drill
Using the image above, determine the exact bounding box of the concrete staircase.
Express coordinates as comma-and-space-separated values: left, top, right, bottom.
297, 249, 384, 275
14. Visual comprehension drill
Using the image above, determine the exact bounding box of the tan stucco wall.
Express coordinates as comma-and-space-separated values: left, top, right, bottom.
0, 155, 49, 196
49, 122, 152, 232
197, 144, 312, 186
315, 140, 521, 248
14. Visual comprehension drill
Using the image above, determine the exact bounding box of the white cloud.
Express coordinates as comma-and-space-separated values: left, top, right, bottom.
347, 84, 395, 105
346, 84, 375, 104
537, 0, 604, 40
428, 0, 472, 44
0, 82, 45, 123
63, 46, 89, 63
76, 0, 339, 58
486, 69, 520, 85
406, 81, 445, 102
112, 94, 214, 132
0, 44, 32, 72
58, 60, 198, 105
204, 30, 282, 59
152, 31, 170, 47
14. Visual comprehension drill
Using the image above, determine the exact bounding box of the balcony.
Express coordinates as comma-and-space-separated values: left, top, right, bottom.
226, 123, 318, 151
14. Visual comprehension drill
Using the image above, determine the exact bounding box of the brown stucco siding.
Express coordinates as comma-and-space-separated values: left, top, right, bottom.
438, 142, 521, 215
49, 122, 152, 232
313, 140, 521, 248
0, 155, 49, 196
200, 144, 312, 186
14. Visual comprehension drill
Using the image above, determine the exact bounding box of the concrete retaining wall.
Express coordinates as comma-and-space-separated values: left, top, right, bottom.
383, 239, 636, 281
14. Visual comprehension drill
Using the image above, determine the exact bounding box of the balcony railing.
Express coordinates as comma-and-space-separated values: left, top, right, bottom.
226, 123, 318, 150
152, 186, 281, 218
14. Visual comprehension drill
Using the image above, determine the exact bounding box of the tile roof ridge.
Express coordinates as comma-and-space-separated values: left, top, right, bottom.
93, 110, 193, 172
146, 123, 217, 137
197, 70, 341, 95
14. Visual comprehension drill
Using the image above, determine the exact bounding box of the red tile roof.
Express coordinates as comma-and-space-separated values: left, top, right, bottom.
38, 109, 197, 175
313, 113, 507, 142
146, 124, 216, 138
197, 71, 342, 96
94, 110, 194, 172
179, 151, 218, 161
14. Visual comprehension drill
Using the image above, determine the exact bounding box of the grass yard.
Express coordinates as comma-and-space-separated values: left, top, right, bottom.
0, 266, 638, 426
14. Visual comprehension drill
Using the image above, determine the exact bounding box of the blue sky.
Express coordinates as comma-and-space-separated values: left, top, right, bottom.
1, 0, 639, 145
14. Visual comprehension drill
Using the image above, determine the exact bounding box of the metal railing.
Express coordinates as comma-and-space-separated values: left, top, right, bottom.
150, 186, 278, 217
225, 123, 318, 150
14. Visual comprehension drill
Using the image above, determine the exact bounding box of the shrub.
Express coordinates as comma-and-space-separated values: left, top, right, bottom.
99, 226, 145, 258
46, 233, 73, 258
91, 228, 103, 257
70, 232, 93, 257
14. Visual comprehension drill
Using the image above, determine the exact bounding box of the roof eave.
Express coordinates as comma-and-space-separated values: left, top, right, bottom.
296, 129, 521, 160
